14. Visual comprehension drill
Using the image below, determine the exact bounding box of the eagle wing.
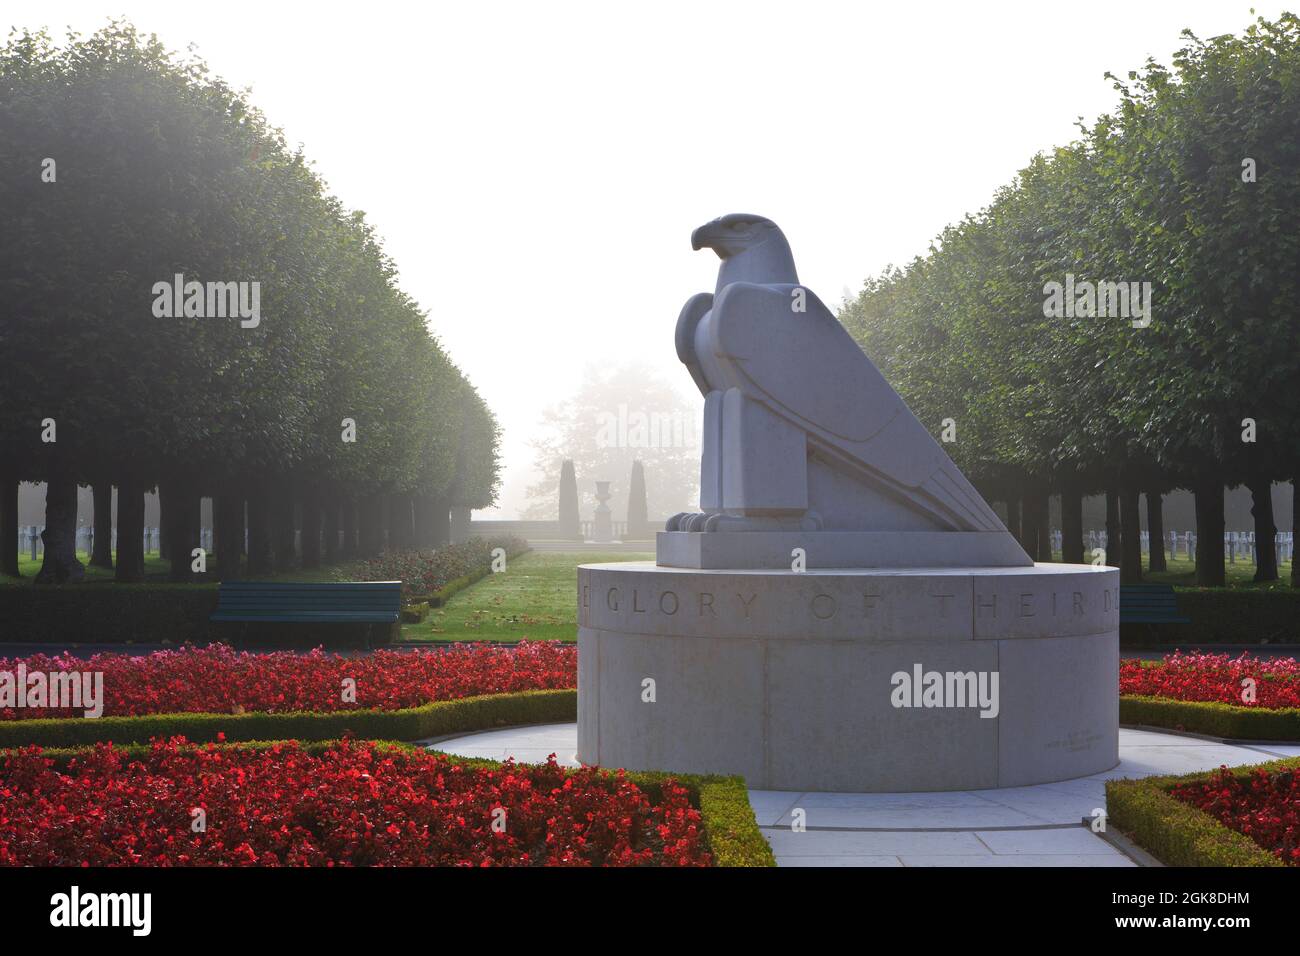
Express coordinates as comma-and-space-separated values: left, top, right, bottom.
703, 281, 1006, 533
675, 292, 714, 396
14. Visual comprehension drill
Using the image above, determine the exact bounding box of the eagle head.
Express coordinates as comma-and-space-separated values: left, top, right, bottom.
691, 213, 779, 259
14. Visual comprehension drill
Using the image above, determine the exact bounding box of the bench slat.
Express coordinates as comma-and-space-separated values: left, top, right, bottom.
211, 613, 400, 623
211, 580, 403, 628
1119, 584, 1189, 625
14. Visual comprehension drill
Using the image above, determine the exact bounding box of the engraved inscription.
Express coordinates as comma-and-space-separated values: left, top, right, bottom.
811, 593, 837, 620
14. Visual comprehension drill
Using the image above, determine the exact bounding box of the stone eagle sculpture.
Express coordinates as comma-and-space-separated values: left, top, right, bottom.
667, 213, 1019, 549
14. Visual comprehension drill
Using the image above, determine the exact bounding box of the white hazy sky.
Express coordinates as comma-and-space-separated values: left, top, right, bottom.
17, 1, 1288, 515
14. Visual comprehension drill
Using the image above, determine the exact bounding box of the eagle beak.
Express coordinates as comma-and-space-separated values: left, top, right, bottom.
691, 221, 721, 252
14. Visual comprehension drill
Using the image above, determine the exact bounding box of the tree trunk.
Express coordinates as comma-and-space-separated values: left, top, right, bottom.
35, 472, 84, 583
165, 481, 201, 583
359, 496, 383, 557
450, 506, 471, 545
388, 494, 413, 552
1146, 491, 1167, 572
1060, 486, 1084, 564
1021, 490, 1040, 561
431, 497, 451, 548
1105, 490, 1120, 568
413, 495, 436, 550
301, 489, 323, 569
272, 487, 296, 571
0, 466, 18, 577
1035, 492, 1051, 562
1004, 493, 1022, 550
342, 500, 359, 560
89, 481, 114, 569
158, 483, 170, 561
114, 478, 146, 583
213, 493, 244, 581
1293, 480, 1300, 589
246, 487, 275, 576
1194, 480, 1226, 587
1248, 476, 1279, 583
1120, 487, 1142, 584
323, 497, 340, 564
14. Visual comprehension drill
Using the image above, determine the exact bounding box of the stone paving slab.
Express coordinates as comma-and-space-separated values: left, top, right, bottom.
428, 722, 1294, 867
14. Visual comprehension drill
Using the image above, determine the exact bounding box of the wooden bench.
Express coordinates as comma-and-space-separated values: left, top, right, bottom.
1119, 584, 1190, 625
211, 581, 402, 648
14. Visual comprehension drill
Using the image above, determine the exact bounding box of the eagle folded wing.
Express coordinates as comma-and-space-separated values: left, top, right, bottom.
705, 281, 1005, 533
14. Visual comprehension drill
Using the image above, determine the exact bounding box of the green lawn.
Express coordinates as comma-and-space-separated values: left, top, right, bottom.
4, 550, 173, 585
1049, 550, 1296, 590
409, 550, 652, 643
3, 551, 359, 587
1142, 553, 1295, 590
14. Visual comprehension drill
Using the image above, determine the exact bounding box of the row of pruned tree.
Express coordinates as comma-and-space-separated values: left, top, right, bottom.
841, 13, 1300, 586
0, 22, 501, 583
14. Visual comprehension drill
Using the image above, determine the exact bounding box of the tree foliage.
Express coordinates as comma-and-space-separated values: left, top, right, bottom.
840, 13, 1300, 583
0, 22, 500, 576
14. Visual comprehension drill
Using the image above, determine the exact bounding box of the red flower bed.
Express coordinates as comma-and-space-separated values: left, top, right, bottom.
1171, 766, 1300, 865
0, 737, 711, 866
0, 642, 575, 720
1120, 652, 1300, 709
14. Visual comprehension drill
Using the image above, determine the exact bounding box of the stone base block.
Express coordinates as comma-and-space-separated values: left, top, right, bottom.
656, 530, 1032, 569
577, 562, 1119, 792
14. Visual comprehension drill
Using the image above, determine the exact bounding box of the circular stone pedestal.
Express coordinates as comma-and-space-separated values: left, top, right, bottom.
577, 562, 1119, 792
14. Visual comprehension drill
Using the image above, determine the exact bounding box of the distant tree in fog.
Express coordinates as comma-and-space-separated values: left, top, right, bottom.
524, 363, 699, 523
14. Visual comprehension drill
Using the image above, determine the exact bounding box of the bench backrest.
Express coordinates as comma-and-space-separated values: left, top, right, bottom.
215, 581, 402, 613
1119, 584, 1186, 622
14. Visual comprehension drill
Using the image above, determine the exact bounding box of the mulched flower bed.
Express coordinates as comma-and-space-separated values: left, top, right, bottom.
0, 737, 711, 866
1120, 652, 1300, 709
1170, 765, 1300, 865
0, 641, 575, 720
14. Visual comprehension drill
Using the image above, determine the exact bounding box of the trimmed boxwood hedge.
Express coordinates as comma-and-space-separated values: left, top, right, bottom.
1120, 694, 1300, 740
1106, 757, 1299, 867
0, 583, 220, 644
400, 601, 430, 623
0, 689, 577, 748
1122, 589, 1300, 647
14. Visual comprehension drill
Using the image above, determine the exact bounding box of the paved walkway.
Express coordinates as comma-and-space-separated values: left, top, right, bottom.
428, 723, 1300, 867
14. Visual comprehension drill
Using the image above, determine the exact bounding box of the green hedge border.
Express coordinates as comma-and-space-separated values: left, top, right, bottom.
1122, 589, 1300, 647
1120, 694, 1300, 740
411, 545, 532, 608
12, 722, 774, 867
1106, 756, 1299, 867
400, 601, 430, 623
0, 688, 577, 748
